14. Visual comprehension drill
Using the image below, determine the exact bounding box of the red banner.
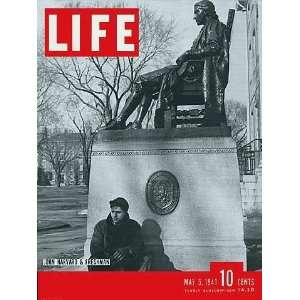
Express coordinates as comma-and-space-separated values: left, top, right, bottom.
45, 8, 139, 57
38, 262, 261, 300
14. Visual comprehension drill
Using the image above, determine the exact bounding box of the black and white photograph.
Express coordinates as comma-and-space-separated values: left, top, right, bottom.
37, 0, 262, 273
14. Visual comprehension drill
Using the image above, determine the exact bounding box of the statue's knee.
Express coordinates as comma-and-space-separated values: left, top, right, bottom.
134, 77, 143, 92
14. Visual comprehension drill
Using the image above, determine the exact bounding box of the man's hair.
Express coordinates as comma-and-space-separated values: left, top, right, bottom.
109, 197, 129, 212
194, 0, 218, 19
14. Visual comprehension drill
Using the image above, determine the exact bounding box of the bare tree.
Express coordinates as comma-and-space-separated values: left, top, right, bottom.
37, 57, 53, 113
37, 42, 62, 128
225, 99, 247, 148
68, 106, 101, 187
46, 2, 176, 125
39, 129, 81, 187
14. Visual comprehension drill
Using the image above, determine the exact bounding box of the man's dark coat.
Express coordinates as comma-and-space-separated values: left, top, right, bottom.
89, 213, 144, 271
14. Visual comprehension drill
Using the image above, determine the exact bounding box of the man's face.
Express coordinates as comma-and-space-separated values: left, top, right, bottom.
110, 206, 126, 225
194, 7, 206, 25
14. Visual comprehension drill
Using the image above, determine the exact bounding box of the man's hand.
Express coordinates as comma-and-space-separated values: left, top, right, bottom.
176, 50, 191, 65
111, 247, 130, 264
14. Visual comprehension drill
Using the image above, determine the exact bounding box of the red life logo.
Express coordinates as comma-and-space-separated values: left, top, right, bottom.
45, 8, 139, 57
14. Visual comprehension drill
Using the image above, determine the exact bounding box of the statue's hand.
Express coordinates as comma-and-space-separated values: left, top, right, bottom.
176, 50, 191, 65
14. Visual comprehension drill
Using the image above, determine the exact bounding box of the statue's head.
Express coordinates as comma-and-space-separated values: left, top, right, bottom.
194, 0, 218, 25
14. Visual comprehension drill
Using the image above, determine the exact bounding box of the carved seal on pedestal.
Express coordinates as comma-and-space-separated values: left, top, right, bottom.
146, 170, 180, 215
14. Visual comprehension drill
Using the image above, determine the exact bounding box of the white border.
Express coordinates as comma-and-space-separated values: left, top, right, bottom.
1, 0, 300, 299
0, 0, 36, 299
264, 0, 300, 299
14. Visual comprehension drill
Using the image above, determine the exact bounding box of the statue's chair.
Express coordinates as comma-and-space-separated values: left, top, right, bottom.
154, 9, 235, 129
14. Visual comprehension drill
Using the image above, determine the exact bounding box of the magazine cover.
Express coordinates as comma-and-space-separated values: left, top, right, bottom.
37, 0, 262, 299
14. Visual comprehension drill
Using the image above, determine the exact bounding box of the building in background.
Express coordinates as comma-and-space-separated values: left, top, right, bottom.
236, 0, 262, 216
246, 0, 261, 146
37, 128, 84, 186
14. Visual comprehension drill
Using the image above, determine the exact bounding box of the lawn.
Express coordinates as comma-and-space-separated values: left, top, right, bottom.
37, 186, 88, 270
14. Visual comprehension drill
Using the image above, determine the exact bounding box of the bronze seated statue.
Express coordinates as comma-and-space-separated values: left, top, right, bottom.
106, 0, 235, 130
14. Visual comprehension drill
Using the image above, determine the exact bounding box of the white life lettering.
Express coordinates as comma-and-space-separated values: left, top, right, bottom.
117, 15, 135, 51
91, 14, 110, 51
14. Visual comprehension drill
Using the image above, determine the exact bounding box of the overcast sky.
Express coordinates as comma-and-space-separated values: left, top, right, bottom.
38, 0, 248, 104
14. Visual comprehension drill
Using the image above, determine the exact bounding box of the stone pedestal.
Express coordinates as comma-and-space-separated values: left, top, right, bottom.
84, 127, 246, 270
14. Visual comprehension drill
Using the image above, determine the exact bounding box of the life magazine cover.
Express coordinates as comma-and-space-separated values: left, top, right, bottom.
37, 0, 262, 298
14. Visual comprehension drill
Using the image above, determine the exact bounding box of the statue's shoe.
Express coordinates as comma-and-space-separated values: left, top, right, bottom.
105, 119, 126, 130
126, 121, 142, 129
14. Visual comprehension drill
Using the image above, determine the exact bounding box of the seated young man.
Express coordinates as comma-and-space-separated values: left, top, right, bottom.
88, 197, 144, 271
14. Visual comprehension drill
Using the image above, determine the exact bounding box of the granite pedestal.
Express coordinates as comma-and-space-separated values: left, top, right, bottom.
84, 127, 247, 270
